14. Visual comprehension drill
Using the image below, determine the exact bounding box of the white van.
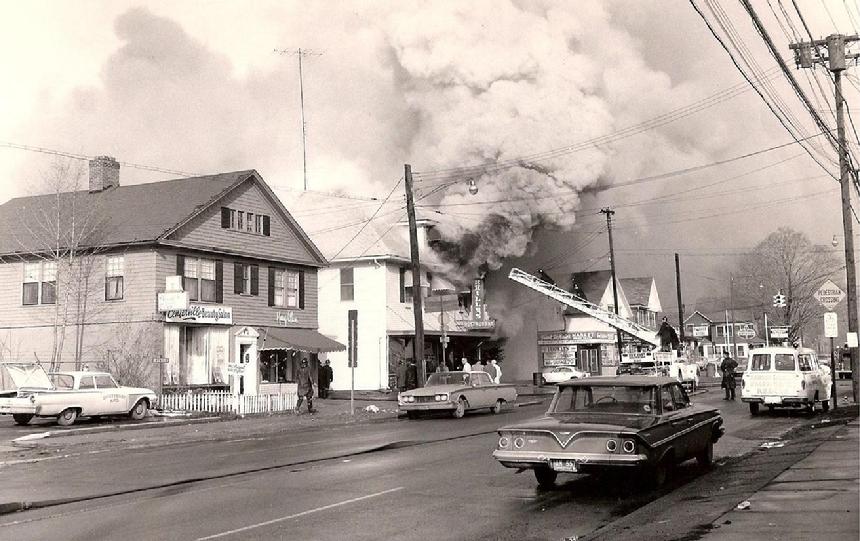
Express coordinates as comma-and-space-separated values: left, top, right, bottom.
741, 347, 832, 415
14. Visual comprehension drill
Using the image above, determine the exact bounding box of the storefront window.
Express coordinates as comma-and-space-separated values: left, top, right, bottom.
259, 351, 291, 383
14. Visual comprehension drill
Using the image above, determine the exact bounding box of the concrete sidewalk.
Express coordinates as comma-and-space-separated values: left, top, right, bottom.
698, 418, 859, 541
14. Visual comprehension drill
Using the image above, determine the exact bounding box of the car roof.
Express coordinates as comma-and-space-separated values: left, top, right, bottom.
749, 347, 815, 355
558, 375, 678, 387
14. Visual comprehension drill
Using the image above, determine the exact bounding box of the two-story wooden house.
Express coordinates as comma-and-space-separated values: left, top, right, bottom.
0, 157, 343, 393
286, 191, 498, 391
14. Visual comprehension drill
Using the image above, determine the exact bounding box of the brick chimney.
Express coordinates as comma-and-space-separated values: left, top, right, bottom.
88, 156, 120, 192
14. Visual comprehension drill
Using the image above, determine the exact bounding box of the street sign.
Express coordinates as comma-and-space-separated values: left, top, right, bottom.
814, 280, 845, 310
348, 309, 358, 368
439, 336, 450, 343
824, 312, 838, 338
153, 357, 170, 364
848, 332, 859, 348
692, 325, 709, 338
770, 326, 789, 339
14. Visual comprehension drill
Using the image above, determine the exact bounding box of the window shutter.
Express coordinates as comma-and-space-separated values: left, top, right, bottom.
215, 260, 223, 303
234, 263, 243, 294
268, 267, 275, 306
299, 271, 305, 309
176, 255, 185, 276
399, 268, 406, 303
221, 207, 230, 229
251, 265, 259, 296
262, 215, 270, 236
104, 277, 110, 301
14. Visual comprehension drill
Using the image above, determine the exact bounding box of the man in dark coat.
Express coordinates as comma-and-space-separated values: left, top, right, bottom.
295, 358, 316, 413
396, 360, 409, 392
318, 360, 333, 399
720, 354, 739, 400
657, 317, 680, 352
405, 360, 418, 390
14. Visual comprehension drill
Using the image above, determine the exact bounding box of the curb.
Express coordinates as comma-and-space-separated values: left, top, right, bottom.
10, 415, 224, 444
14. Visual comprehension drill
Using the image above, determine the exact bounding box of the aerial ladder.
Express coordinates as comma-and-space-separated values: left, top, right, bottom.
508, 268, 699, 387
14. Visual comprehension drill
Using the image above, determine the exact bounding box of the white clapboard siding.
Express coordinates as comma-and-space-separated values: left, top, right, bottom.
160, 392, 297, 415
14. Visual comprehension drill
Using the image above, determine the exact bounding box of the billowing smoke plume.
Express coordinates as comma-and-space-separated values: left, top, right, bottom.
384, 2, 642, 283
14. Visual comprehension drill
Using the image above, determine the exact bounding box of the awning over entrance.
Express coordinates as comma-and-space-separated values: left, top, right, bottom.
257, 327, 346, 353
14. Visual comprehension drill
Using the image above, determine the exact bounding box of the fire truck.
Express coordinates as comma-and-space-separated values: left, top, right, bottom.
509, 268, 700, 390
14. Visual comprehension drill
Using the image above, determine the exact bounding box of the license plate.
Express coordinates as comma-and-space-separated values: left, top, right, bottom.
765, 396, 782, 404
550, 459, 578, 472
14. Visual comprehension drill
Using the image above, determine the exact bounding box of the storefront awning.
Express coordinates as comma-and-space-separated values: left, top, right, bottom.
257, 327, 346, 353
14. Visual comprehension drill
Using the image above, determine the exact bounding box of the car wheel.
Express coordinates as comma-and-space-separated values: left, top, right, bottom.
749, 402, 759, 416
696, 441, 714, 467
822, 399, 831, 413
491, 399, 503, 414
649, 458, 670, 489
56, 408, 78, 427
129, 399, 148, 420
452, 397, 467, 419
534, 467, 557, 488
12, 414, 33, 426
406, 411, 418, 420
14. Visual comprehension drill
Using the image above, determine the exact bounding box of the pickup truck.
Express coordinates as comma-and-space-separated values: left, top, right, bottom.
0, 362, 156, 426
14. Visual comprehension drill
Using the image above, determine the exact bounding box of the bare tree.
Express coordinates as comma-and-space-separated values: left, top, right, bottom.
90, 320, 160, 388
734, 227, 840, 345
14, 159, 108, 370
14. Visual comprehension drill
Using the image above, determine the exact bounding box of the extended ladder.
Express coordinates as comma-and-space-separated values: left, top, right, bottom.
508, 268, 661, 347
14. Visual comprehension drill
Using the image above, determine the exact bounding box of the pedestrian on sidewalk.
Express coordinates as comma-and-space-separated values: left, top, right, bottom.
487, 359, 502, 383
318, 360, 333, 399
720, 354, 738, 400
461, 357, 472, 372
295, 358, 316, 413
406, 359, 418, 390
396, 360, 408, 392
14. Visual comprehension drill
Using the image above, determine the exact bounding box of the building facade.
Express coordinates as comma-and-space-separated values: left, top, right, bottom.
0, 158, 342, 393
288, 192, 498, 391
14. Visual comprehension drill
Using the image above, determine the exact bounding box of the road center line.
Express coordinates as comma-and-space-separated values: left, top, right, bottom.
195, 486, 405, 540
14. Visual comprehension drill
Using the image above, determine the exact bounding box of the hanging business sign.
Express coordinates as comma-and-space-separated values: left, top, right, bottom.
275, 311, 298, 326
165, 305, 232, 325
453, 278, 496, 330
692, 325, 709, 338
537, 331, 617, 345
541, 345, 578, 366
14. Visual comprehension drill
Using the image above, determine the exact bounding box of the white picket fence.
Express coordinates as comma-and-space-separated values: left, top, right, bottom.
159, 391, 297, 416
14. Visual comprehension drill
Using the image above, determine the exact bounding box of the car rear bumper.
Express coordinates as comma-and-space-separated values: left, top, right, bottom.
492, 450, 647, 470
0, 404, 38, 415
742, 396, 812, 406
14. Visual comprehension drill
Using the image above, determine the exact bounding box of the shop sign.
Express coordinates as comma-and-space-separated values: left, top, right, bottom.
537, 331, 616, 345
692, 325, 709, 338
157, 291, 188, 312
737, 325, 756, 339
165, 305, 233, 325
275, 311, 298, 326
453, 278, 496, 331
541, 345, 578, 366
770, 326, 789, 339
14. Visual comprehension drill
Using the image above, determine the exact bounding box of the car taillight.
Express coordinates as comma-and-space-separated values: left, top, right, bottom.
801, 380, 806, 390
622, 440, 635, 453
498, 436, 510, 449
30, 394, 37, 403
513, 437, 525, 449
741, 379, 745, 388
606, 439, 618, 452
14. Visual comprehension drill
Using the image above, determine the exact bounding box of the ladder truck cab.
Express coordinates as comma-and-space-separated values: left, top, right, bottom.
508, 268, 700, 391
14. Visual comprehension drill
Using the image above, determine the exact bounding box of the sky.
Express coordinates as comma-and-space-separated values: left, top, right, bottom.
0, 1, 857, 339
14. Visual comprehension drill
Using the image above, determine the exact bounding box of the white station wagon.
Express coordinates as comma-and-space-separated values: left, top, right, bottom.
0, 369, 157, 426
741, 347, 832, 415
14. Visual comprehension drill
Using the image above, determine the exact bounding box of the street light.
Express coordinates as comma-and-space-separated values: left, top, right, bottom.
467, 178, 478, 196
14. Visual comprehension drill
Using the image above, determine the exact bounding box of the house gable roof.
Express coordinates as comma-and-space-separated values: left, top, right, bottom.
564, 270, 632, 318
619, 277, 662, 312
0, 170, 326, 265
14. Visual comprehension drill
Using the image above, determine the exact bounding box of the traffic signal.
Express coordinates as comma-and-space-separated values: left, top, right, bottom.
772, 293, 787, 307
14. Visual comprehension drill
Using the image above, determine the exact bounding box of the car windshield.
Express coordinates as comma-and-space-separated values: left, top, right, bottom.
550, 385, 657, 416
426, 372, 469, 386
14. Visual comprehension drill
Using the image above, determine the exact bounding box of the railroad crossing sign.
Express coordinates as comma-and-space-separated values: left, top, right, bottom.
814, 280, 845, 311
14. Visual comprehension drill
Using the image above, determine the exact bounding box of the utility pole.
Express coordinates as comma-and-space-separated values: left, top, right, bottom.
601, 208, 624, 361
274, 48, 323, 191
730, 275, 738, 358
404, 165, 425, 385
675, 253, 685, 344
790, 34, 860, 401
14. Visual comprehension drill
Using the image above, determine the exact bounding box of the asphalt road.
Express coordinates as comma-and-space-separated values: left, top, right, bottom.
0, 388, 841, 541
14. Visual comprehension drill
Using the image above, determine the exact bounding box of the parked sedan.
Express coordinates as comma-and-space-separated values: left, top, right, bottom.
0, 369, 157, 426
541, 366, 589, 384
493, 376, 724, 488
398, 371, 518, 419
